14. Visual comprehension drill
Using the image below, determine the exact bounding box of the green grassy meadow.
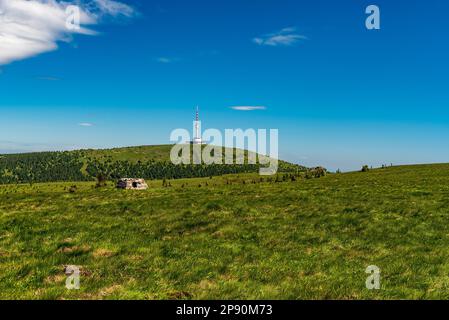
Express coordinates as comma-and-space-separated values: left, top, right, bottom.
1, 164, 449, 299
80, 145, 174, 163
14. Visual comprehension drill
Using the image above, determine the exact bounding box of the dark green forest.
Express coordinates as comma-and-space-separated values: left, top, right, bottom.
0, 149, 306, 184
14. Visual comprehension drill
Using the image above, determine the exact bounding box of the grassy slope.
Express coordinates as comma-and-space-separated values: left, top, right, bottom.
1, 164, 449, 299
0, 145, 174, 163
78, 145, 291, 165
79, 145, 174, 163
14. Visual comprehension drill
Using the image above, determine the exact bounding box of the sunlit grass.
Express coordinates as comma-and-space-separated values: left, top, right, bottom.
1, 164, 449, 299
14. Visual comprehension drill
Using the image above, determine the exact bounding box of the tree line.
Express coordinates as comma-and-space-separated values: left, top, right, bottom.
0, 151, 306, 184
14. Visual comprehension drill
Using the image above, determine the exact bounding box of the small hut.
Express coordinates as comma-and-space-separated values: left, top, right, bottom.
116, 178, 148, 190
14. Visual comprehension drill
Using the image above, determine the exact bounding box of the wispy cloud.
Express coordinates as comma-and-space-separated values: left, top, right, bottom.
0, 0, 136, 65
92, 0, 135, 18
156, 57, 172, 63
78, 122, 94, 127
230, 106, 267, 111
156, 57, 179, 63
0, 140, 95, 154
253, 27, 307, 47
36, 76, 60, 81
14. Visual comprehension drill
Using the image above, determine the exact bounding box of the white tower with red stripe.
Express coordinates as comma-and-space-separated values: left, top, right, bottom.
192, 106, 203, 145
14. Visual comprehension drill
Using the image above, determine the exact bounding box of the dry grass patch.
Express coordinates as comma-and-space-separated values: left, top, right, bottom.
98, 285, 123, 298
93, 248, 116, 258
58, 245, 91, 255
44, 273, 66, 284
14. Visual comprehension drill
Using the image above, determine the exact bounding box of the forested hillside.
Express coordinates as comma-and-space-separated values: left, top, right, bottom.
0, 145, 306, 184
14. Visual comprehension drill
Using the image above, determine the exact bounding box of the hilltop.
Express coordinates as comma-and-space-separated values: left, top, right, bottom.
0, 145, 306, 184
79, 145, 174, 163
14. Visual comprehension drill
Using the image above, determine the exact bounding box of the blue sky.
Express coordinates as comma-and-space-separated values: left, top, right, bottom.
0, 0, 448, 171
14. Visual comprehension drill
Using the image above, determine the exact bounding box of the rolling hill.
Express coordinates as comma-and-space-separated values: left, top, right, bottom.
0, 145, 306, 184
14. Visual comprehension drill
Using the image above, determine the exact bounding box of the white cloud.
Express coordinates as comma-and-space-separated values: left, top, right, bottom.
156, 57, 173, 63
253, 27, 307, 47
37, 76, 60, 81
0, 0, 135, 65
78, 122, 94, 127
92, 0, 134, 17
156, 57, 180, 64
230, 106, 267, 111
